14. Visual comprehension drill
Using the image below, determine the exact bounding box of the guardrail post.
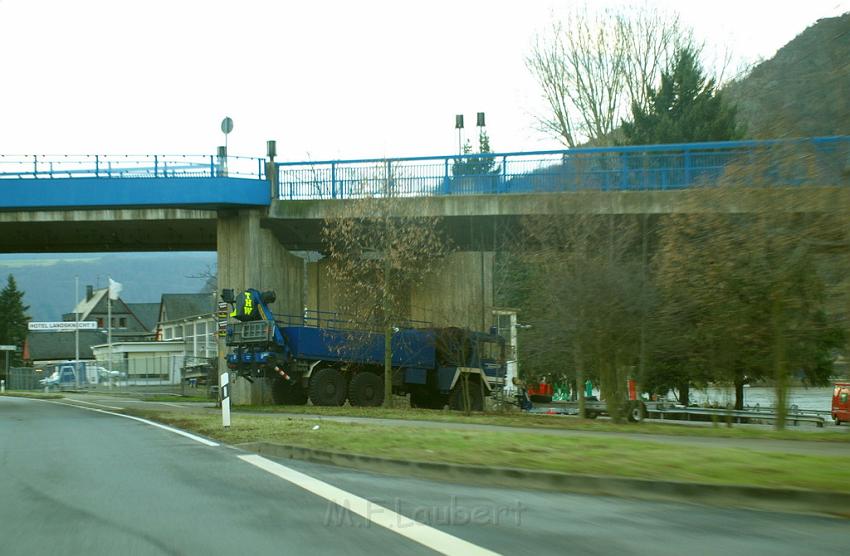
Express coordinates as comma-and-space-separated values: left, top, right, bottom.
501, 155, 507, 193
33, 155, 38, 179
95, 155, 100, 178
331, 162, 337, 199
444, 158, 450, 194
210, 155, 215, 177
683, 150, 691, 187
154, 155, 159, 178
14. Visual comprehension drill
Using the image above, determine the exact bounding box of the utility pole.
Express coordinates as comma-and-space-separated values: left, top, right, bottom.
455, 114, 464, 155
75, 276, 80, 388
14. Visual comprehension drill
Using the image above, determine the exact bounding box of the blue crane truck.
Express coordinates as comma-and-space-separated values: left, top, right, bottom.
222, 288, 507, 410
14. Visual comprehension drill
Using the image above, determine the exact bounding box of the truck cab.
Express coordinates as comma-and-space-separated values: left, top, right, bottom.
833, 382, 850, 425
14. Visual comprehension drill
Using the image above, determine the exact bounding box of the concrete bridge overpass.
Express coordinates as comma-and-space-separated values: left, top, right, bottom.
1, 137, 847, 252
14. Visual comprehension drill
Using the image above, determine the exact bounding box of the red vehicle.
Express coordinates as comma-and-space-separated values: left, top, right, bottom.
832, 382, 850, 425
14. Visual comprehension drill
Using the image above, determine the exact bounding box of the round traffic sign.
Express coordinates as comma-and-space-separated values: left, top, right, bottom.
221, 117, 234, 135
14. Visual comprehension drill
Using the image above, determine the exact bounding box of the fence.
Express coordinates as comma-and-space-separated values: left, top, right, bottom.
7, 367, 41, 391
0, 154, 266, 180
276, 136, 850, 199
5, 357, 217, 396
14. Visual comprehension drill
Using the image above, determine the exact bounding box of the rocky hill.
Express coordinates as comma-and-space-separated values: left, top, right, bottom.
725, 13, 850, 138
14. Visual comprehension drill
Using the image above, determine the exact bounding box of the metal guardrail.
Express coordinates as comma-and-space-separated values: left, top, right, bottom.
649, 405, 826, 427
0, 154, 266, 180
276, 136, 850, 199
530, 400, 828, 427
274, 309, 432, 332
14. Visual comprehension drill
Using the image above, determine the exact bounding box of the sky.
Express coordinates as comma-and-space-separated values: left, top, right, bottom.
0, 0, 848, 162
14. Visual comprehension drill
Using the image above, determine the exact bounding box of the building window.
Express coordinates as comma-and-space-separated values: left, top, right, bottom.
119, 317, 127, 328
97, 317, 104, 328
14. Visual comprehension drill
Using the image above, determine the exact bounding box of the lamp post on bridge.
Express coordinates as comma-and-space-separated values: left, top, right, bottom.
455, 114, 464, 156
266, 140, 277, 199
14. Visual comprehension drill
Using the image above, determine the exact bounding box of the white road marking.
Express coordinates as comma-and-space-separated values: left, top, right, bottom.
238, 454, 502, 556
154, 401, 184, 408
61, 397, 125, 410
39, 399, 219, 447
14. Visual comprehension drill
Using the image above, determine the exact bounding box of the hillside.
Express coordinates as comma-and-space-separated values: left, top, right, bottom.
0, 252, 216, 321
725, 13, 850, 138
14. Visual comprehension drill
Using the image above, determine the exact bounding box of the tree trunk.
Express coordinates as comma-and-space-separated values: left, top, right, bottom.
383, 322, 393, 408
678, 381, 690, 406
383, 257, 393, 409
734, 378, 745, 411
573, 340, 585, 418
773, 295, 787, 430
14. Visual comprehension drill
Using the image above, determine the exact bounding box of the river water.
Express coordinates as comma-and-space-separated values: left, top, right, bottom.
666, 386, 835, 412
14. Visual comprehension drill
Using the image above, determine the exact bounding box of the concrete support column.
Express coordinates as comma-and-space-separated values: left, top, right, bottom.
217, 209, 304, 405
410, 251, 495, 330
305, 251, 494, 332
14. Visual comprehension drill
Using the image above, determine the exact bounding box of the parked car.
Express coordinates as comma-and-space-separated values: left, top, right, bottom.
832, 382, 850, 425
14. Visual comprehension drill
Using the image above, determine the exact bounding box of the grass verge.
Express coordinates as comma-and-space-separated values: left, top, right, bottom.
0, 391, 64, 400
234, 404, 850, 443
128, 409, 850, 493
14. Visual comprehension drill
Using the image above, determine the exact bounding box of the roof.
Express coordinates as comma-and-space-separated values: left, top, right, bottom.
127, 303, 160, 331
73, 288, 108, 320
159, 293, 215, 323
25, 330, 107, 361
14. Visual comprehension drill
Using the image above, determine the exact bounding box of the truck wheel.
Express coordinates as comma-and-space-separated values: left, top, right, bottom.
627, 401, 647, 423
448, 380, 484, 411
309, 367, 347, 406
348, 372, 384, 407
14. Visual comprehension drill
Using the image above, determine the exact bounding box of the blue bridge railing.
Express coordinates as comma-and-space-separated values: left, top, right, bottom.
276, 136, 850, 200
1, 137, 847, 202
0, 154, 266, 180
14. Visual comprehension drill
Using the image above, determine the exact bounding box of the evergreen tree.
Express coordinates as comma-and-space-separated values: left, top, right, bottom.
622, 47, 743, 144
0, 275, 30, 367
452, 130, 500, 176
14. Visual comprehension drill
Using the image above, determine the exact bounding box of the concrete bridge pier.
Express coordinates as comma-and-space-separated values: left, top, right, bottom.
217, 208, 304, 405
305, 251, 495, 333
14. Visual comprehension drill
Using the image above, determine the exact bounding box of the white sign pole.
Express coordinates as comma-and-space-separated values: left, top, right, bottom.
218, 373, 230, 429
220, 372, 231, 428
108, 294, 113, 380
74, 276, 80, 388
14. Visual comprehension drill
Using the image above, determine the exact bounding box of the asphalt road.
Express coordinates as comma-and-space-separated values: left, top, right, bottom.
1, 396, 848, 556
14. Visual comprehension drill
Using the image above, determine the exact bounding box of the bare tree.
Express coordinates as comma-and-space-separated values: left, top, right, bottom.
527, 4, 694, 147
321, 166, 451, 408
617, 6, 694, 113
187, 264, 217, 294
